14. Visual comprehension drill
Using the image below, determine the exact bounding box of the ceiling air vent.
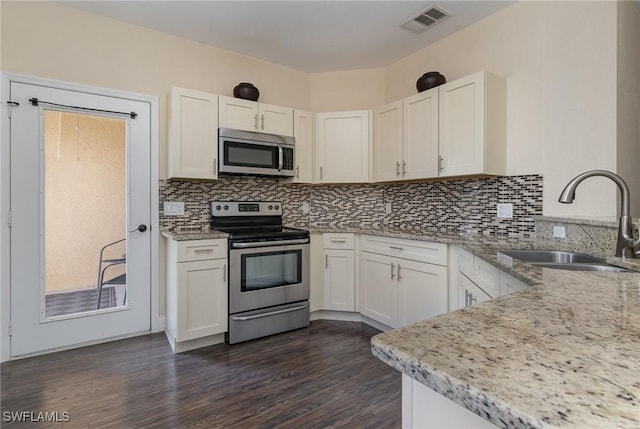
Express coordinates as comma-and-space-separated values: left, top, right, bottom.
401, 5, 451, 34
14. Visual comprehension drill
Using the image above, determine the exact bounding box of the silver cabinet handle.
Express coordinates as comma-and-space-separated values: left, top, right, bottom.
396, 161, 400, 176
231, 303, 308, 321
439, 155, 444, 172
260, 114, 265, 130
464, 290, 469, 307
213, 158, 217, 175
469, 293, 477, 305
397, 264, 402, 281
402, 161, 407, 176
330, 238, 347, 243
391, 262, 395, 279
320, 166, 323, 180
193, 248, 214, 254
389, 246, 404, 251
223, 264, 226, 282
296, 165, 299, 178
254, 114, 258, 130
325, 254, 328, 268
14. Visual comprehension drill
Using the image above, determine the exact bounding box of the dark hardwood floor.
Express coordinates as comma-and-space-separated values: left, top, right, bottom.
1, 320, 401, 428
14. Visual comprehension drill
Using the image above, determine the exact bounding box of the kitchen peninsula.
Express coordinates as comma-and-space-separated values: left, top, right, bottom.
372, 256, 640, 428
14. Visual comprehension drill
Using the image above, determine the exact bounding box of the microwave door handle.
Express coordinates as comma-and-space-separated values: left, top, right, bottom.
278, 145, 283, 171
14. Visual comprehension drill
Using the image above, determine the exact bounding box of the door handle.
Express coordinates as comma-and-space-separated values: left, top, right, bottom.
129, 224, 148, 233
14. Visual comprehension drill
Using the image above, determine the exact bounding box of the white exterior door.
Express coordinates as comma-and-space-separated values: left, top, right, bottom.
8, 81, 151, 357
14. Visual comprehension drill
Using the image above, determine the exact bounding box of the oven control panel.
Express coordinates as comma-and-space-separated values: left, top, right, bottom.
210, 201, 282, 216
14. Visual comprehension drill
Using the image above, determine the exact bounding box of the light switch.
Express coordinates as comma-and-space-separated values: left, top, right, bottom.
496, 203, 513, 218
164, 201, 184, 216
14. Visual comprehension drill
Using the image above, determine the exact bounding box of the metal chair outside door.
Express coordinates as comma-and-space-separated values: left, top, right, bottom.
96, 238, 126, 309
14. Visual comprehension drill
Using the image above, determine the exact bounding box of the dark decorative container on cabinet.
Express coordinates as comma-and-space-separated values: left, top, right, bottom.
233, 82, 260, 101
416, 72, 446, 93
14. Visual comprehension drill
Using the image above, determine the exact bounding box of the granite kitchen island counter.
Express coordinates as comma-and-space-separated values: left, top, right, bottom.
372, 267, 640, 428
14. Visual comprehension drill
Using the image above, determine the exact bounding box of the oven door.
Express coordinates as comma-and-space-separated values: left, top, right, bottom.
229, 239, 310, 314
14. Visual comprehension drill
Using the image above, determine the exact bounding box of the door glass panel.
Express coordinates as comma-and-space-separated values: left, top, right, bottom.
44, 110, 127, 318
241, 250, 302, 291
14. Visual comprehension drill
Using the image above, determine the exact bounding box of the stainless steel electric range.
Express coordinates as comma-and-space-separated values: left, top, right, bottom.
210, 201, 310, 344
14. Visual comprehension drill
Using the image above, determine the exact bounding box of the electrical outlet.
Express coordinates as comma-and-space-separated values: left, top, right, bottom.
385, 203, 392, 214
164, 201, 184, 216
302, 202, 310, 214
553, 226, 566, 238
496, 203, 513, 218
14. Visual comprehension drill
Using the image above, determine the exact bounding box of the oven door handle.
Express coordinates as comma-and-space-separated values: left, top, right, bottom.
231, 238, 309, 248
231, 303, 308, 321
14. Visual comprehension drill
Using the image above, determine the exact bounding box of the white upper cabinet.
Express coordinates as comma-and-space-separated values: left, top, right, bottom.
260, 103, 294, 136
373, 101, 403, 182
218, 95, 293, 136
293, 109, 314, 183
403, 88, 439, 179
167, 87, 219, 180
438, 71, 506, 177
316, 110, 371, 183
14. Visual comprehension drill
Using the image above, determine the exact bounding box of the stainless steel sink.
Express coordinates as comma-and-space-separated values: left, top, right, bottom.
496, 249, 630, 272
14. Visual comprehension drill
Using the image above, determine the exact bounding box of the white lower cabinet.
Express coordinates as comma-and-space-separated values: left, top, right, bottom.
360, 236, 448, 329
449, 246, 529, 311
322, 233, 356, 312
403, 374, 498, 429
166, 238, 228, 353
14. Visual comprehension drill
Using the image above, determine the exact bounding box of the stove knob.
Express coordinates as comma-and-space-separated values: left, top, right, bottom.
268, 205, 273, 210
215, 205, 221, 211
274, 205, 280, 210
223, 205, 229, 210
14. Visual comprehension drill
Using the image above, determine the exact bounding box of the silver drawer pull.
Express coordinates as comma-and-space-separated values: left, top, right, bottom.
389, 246, 404, 251
231, 304, 308, 321
330, 239, 347, 243
193, 248, 214, 253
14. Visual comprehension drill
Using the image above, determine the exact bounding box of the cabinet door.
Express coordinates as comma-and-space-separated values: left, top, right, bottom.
218, 95, 259, 132
260, 103, 294, 136
360, 252, 397, 328
293, 109, 314, 183
438, 72, 485, 177
317, 110, 370, 183
176, 259, 228, 341
458, 273, 491, 308
168, 88, 218, 179
323, 249, 355, 312
398, 259, 448, 326
499, 271, 528, 296
403, 88, 439, 179
373, 101, 403, 182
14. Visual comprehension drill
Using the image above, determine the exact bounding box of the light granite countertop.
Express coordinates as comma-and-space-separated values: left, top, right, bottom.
371, 254, 640, 428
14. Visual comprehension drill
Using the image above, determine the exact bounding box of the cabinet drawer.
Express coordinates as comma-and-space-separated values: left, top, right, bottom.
360, 235, 447, 266
474, 257, 500, 298
177, 239, 227, 262
323, 233, 355, 249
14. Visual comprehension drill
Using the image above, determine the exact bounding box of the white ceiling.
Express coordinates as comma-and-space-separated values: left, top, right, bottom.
59, 1, 514, 73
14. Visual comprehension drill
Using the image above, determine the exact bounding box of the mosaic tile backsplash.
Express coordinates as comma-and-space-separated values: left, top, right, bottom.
159, 174, 543, 236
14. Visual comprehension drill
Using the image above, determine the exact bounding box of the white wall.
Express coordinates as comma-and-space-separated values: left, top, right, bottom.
310, 68, 385, 112
616, 1, 640, 217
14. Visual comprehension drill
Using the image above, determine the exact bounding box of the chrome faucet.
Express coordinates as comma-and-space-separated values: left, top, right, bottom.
558, 170, 639, 259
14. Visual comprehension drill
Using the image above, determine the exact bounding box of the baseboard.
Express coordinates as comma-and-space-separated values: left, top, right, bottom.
311, 310, 362, 322
360, 315, 393, 332
165, 331, 225, 353
152, 315, 166, 333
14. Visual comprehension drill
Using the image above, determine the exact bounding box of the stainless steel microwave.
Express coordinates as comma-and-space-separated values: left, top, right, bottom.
218, 128, 295, 177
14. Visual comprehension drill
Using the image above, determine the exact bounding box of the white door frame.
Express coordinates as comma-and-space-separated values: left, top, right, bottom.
0, 72, 162, 362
